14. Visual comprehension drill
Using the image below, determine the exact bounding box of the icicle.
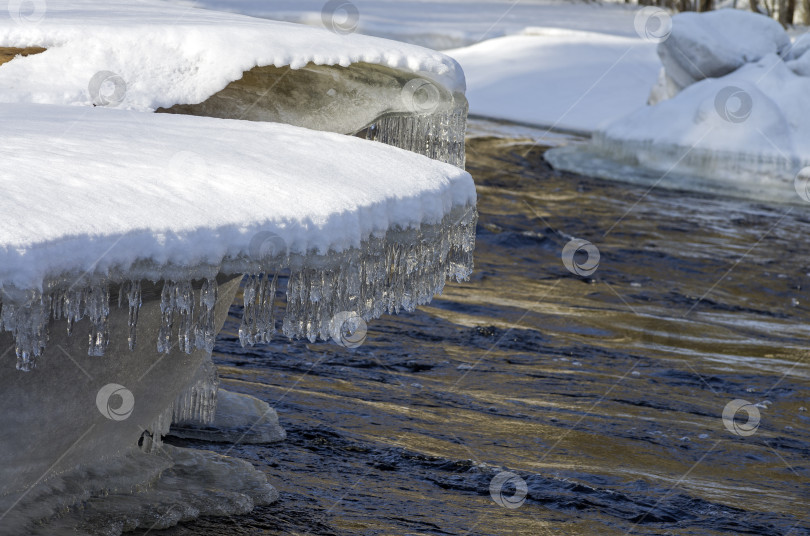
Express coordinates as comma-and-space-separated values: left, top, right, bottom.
280, 206, 476, 342
64, 288, 84, 337
194, 278, 218, 353
85, 284, 110, 356
124, 280, 141, 351
367, 105, 467, 169
1, 294, 49, 371
172, 357, 219, 425
239, 273, 278, 347
140, 403, 174, 453
176, 280, 194, 354
157, 281, 177, 354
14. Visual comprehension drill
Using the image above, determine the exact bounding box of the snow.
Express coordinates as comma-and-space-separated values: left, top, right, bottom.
547, 53, 810, 202
656, 9, 790, 89
0, 0, 465, 111
601, 55, 802, 155
446, 28, 661, 132
166, 0, 658, 132
786, 33, 810, 76
167, 0, 647, 49
0, 103, 475, 292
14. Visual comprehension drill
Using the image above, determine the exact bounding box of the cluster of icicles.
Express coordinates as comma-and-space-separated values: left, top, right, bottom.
0, 206, 476, 371
140, 358, 220, 453
367, 104, 468, 169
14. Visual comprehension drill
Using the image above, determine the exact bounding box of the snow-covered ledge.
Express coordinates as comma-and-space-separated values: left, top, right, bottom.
0, 0, 468, 168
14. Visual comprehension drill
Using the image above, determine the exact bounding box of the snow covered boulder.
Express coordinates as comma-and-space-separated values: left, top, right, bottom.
0, 0, 468, 167
656, 9, 790, 90
547, 54, 810, 202
785, 33, 810, 77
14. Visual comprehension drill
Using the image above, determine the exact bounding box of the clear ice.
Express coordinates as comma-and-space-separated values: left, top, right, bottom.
545, 132, 807, 204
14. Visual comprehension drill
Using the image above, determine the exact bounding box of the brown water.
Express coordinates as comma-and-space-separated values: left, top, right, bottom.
163, 129, 810, 536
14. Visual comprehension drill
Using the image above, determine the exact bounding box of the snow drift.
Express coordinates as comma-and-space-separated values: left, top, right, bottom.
547, 9, 810, 202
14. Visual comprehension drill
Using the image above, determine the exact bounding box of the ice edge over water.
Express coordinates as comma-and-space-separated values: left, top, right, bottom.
367, 104, 468, 169
0, 205, 476, 371
546, 133, 808, 204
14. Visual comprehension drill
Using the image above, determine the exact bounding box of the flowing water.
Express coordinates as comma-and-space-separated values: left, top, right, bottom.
162, 121, 810, 536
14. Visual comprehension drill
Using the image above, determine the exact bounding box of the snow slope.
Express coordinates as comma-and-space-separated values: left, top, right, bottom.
447, 28, 660, 132
166, 0, 645, 49
0, 0, 464, 111
0, 104, 475, 291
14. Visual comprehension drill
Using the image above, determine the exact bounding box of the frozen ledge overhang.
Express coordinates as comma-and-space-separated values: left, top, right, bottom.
0, 104, 477, 370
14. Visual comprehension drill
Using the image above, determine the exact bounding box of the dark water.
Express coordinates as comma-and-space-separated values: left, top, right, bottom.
163, 130, 810, 536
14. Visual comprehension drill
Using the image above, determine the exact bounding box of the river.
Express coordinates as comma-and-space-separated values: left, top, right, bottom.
163, 121, 810, 536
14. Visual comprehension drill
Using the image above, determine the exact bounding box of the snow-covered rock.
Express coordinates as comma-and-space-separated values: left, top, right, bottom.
0, 0, 464, 111
0, 103, 476, 368
0, 104, 474, 291
785, 33, 810, 76
0, 3, 478, 533
547, 53, 810, 202
657, 9, 790, 90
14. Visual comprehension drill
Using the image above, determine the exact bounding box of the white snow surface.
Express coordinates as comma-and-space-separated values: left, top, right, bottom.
446, 28, 661, 132
0, 104, 475, 291
657, 9, 790, 88
599, 53, 810, 165
0, 0, 464, 111
168, 0, 658, 132
166, 0, 646, 49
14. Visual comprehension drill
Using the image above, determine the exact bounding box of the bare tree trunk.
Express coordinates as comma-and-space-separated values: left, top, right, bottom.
778, 0, 795, 23
750, 0, 768, 15
698, 0, 713, 11
803, 0, 810, 23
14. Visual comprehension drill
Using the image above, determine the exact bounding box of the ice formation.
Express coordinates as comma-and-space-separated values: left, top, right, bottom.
0, 5, 476, 531
170, 389, 287, 444
157, 62, 469, 168
547, 11, 810, 200
1, 444, 278, 535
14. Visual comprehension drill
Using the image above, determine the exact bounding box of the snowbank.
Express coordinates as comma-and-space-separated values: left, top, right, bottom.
0, 104, 475, 292
547, 53, 810, 202
545, 10, 810, 202
446, 28, 660, 132
0, 0, 465, 111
